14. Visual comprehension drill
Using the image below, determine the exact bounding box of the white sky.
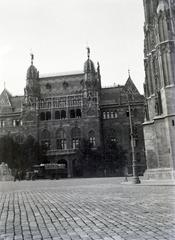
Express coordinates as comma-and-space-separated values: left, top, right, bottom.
0, 0, 145, 96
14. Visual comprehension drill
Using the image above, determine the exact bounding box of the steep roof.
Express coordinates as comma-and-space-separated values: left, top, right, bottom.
101, 78, 144, 106
39, 71, 85, 97
0, 89, 23, 114
123, 76, 140, 95
0, 89, 12, 107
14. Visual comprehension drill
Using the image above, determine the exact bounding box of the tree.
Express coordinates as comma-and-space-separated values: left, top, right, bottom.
75, 138, 102, 177
104, 138, 127, 176
0, 135, 41, 174
0, 135, 22, 170
21, 136, 41, 170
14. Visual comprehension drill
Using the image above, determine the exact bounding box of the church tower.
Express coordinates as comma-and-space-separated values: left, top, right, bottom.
143, 0, 175, 179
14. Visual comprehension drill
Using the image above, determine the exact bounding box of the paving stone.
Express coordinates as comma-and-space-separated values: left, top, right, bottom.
0, 178, 174, 240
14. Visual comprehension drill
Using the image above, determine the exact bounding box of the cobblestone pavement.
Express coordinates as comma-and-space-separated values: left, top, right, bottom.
0, 178, 175, 240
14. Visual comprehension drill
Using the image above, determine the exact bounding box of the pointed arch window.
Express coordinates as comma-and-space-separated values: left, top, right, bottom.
40, 112, 46, 121
55, 111, 60, 120
46, 111, 51, 120
89, 130, 96, 148
15, 135, 24, 144
71, 127, 81, 149
56, 129, 67, 150
70, 109, 76, 118
76, 109, 82, 118
61, 110, 66, 119
41, 129, 51, 150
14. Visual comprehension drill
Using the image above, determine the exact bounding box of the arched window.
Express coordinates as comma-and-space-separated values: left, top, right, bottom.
107, 112, 110, 119
15, 135, 24, 144
55, 111, 60, 120
105, 128, 116, 143
56, 129, 66, 150
103, 112, 106, 119
61, 110, 66, 119
89, 130, 96, 148
46, 111, 51, 120
114, 111, 118, 118
41, 129, 51, 150
76, 109, 81, 118
70, 109, 75, 118
40, 112, 46, 121
71, 127, 81, 149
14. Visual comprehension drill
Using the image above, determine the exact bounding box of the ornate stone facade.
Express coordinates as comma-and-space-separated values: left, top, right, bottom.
0, 51, 145, 177
143, 0, 175, 179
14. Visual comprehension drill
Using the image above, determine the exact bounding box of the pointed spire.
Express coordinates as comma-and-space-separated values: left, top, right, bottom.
86, 47, 90, 59
97, 62, 100, 71
30, 53, 34, 65
128, 69, 131, 78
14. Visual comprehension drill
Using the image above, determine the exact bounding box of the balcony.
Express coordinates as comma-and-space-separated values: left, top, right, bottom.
46, 148, 76, 156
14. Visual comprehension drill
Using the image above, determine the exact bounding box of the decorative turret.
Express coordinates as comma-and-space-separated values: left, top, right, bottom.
24, 54, 40, 104
84, 47, 97, 90
84, 47, 96, 74
26, 54, 39, 83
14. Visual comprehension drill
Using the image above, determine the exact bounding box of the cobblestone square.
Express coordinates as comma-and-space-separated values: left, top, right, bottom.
0, 178, 175, 240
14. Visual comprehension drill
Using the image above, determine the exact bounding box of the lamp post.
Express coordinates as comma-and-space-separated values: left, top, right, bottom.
128, 98, 141, 184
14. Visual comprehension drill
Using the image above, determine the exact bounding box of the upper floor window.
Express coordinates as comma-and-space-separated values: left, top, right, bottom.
46, 111, 51, 120
12, 119, 21, 127
56, 129, 67, 150
41, 129, 51, 150
103, 111, 118, 119
40, 112, 46, 121
55, 111, 60, 120
0, 121, 5, 128
70, 109, 76, 118
71, 127, 81, 149
103, 112, 106, 119
76, 109, 82, 118
61, 110, 66, 119
89, 130, 96, 148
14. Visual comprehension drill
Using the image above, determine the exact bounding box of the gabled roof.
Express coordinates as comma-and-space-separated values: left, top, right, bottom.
123, 76, 140, 95
0, 89, 12, 108
101, 77, 143, 106
0, 89, 24, 114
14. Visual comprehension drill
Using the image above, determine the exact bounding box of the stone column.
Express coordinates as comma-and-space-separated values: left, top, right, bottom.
67, 159, 73, 178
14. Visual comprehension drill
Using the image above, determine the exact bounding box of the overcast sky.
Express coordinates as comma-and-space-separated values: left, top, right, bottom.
0, 0, 145, 96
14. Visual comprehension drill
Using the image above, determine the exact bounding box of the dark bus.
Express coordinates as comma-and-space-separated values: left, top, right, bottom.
26, 163, 67, 180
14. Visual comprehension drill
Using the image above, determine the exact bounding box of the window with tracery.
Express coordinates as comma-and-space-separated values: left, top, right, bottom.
56, 129, 67, 150
89, 130, 96, 148
71, 127, 81, 149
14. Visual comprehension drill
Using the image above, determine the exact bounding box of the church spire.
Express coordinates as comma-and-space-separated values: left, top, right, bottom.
30, 53, 34, 65
86, 47, 90, 59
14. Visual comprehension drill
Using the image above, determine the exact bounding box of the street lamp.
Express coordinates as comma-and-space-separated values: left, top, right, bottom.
128, 96, 141, 184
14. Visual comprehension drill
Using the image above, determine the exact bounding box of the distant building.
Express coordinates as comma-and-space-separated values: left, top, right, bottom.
143, 0, 175, 179
0, 50, 145, 177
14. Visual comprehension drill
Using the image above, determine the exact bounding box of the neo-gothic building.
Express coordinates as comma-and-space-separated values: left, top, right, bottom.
143, 0, 175, 179
0, 50, 145, 177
